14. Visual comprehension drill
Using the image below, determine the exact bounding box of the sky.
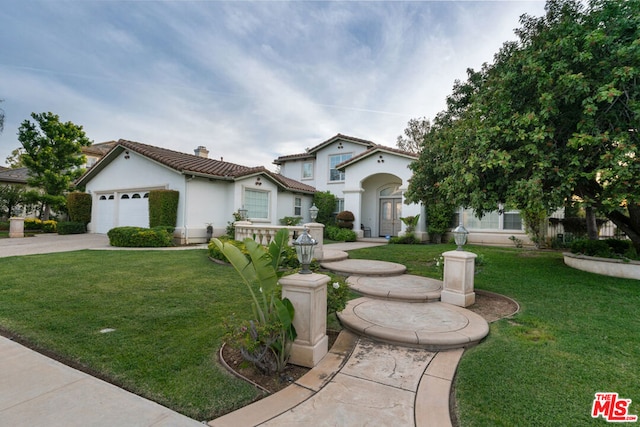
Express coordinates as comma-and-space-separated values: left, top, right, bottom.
0, 0, 546, 170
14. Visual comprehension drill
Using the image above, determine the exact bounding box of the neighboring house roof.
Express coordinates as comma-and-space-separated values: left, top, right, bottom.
82, 141, 118, 157
273, 133, 377, 165
76, 139, 316, 194
336, 145, 418, 170
0, 167, 29, 185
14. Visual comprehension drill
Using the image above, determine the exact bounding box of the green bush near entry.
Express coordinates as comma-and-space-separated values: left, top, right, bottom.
108, 226, 174, 247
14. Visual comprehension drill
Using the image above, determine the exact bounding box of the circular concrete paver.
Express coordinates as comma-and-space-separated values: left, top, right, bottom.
348, 274, 442, 301
320, 258, 406, 276
338, 297, 489, 351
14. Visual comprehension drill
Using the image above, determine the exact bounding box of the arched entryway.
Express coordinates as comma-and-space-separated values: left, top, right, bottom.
379, 185, 403, 237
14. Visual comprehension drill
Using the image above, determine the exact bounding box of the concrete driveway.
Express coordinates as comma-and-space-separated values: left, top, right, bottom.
0, 233, 111, 258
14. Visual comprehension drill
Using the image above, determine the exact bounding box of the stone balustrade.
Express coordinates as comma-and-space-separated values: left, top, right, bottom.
234, 222, 324, 255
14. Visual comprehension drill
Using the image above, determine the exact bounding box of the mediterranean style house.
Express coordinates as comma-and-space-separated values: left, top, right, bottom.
74, 133, 539, 245
75, 139, 316, 244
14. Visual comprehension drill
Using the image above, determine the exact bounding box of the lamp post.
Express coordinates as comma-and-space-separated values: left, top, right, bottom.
309, 204, 319, 222
452, 224, 468, 251
293, 227, 317, 274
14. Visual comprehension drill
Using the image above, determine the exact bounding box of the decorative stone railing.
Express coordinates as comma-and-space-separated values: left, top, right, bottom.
234, 222, 325, 259
563, 252, 640, 281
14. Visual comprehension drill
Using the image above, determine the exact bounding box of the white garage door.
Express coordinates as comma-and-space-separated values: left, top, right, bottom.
94, 191, 149, 233
118, 192, 149, 229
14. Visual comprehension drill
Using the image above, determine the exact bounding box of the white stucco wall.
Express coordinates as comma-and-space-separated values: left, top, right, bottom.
183, 177, 233, 242
85, 150, 186, 234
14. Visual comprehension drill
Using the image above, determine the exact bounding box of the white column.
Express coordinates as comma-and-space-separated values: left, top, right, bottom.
280, 272, 329, 368
441, 250, 477, 307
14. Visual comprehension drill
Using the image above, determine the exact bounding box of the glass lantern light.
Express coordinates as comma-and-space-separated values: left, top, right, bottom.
309, 204, 319, 222
293, 227, 317, 274
453, 224, 469, 251
238, 208, 248, 221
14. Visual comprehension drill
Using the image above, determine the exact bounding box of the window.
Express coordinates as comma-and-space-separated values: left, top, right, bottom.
302, 161, 313, 179
294, 197, 302, 216
121, 194, 130, 199
334, 198, 344, 214
132, 193, 141, 199
503, 212, 523, 230
329, 153, 352, 182
244, 189, 269, 219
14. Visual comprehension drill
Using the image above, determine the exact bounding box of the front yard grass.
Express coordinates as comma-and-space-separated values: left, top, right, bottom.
0, 250, 260, 421
1, 244, 638, 424
348, 244, 640, 426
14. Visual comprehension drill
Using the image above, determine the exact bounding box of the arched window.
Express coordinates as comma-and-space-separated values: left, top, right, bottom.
143, 193, 149, 198
108, 195, 114, 200
132, 193, 141, 199
99, 195, 107, 200
121, 194, 130, 199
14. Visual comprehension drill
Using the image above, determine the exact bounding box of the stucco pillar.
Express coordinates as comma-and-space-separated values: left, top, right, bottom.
343, 187, 364, 238
9, 217, 25, 238
304, 222, 325, 261
441, 250, 476, 307
280, 272, 329, 368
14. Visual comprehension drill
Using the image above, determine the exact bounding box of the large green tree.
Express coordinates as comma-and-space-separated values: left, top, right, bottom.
18, 112, 93, 219
407, 0, 640, 250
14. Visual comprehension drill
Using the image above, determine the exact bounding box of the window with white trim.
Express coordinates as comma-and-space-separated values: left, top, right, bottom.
294, 197, 302, 216
335, 198, 345, 214
329, 153, 352, 182
244, 189, 269, 220
302, 161, 314, 179
503, 212, 523, 230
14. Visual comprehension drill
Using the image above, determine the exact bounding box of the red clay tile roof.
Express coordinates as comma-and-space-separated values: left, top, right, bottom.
273, 133, 376, 165
77, 139, 315, 194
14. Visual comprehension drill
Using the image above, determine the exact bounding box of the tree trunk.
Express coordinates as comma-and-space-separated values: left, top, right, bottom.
607, 205, 640, 253
585, 206, 598, 240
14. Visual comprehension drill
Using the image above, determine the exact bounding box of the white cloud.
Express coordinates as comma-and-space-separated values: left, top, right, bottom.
0, 1, 546, 170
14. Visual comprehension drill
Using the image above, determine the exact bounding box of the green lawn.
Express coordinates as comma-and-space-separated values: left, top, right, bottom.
1, 245, 638, 425
0, 250, 260, 421
348, 244, 640, 426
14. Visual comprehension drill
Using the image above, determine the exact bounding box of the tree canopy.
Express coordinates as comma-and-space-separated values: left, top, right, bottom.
18, 112, 93, 219
406, 0, 640, 250
396, 117, 431, 154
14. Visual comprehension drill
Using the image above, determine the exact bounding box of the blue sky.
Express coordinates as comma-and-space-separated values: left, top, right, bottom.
0, 0, 546, 169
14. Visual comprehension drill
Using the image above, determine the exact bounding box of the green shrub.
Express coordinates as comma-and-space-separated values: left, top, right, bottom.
604, 238, 632, 255
571, 239, 612, 258
0, 221, 8, 231
390, 234, 420, 244
326, 276, 350, 315
325, 225, 356, 242
57, 221, 86, 235
148, 190, 179, 228
24, 218, 42, 230
67, 192, 92, 225
279, 216, 302, 226
41, 220, 57, 233
108, 226, 174, 247
208, 236, 248, 261
313, 191, 337, 225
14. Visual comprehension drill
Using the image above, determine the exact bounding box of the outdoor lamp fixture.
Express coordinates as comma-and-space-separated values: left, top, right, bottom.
238, 208, 248, 221
309, 204, 319, 222
453, 224, 469, 251
293, 227, 317, 274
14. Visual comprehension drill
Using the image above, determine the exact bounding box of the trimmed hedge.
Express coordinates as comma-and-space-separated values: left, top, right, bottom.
108, 226, 174, 247
67, 192, 92, 225
57, 221, 87, 235
149, 190, 179, 228
571, 238, 637, 260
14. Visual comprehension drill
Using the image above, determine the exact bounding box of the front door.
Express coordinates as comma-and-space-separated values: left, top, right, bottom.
379, 198, 402, 237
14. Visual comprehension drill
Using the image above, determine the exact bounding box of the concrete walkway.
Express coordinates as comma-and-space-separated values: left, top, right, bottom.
0, 235, 488, 426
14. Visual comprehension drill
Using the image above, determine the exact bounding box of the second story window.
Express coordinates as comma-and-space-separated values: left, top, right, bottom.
302, 161, 313, 179
329, 153, 352, 182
